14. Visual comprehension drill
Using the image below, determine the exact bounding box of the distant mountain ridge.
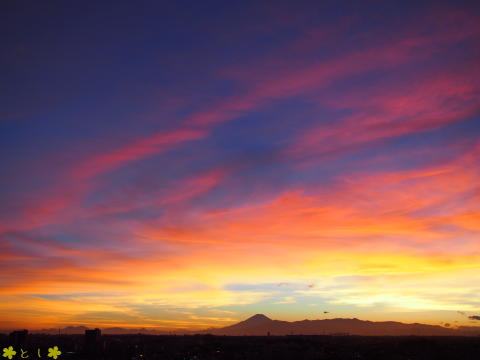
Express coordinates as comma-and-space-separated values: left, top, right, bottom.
197, 314, 480, 336
3, 314, 480, 336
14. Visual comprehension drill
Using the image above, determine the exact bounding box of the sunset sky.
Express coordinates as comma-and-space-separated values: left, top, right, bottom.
1, 0, 480, 331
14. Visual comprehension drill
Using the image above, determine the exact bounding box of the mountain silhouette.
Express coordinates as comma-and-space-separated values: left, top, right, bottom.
240, 314, 272, 324
210, 314, 275, 334
6, 315, 480, 336
198, 314, 480, 336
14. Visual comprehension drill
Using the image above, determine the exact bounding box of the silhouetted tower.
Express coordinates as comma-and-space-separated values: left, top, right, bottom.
85, 328, 102, 357
9, 330, 28, 347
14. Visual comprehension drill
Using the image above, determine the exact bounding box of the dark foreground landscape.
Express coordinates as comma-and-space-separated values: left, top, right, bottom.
2, 332, 480, 360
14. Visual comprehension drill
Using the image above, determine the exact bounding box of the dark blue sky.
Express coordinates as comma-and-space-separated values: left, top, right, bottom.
1, 0, 480, 330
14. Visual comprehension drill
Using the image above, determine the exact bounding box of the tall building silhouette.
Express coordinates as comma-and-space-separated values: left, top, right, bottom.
9, 330, 28, 347
85, 328, 102, 357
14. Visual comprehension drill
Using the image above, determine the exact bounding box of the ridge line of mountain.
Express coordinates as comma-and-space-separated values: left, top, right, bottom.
5, 314, 479, 336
